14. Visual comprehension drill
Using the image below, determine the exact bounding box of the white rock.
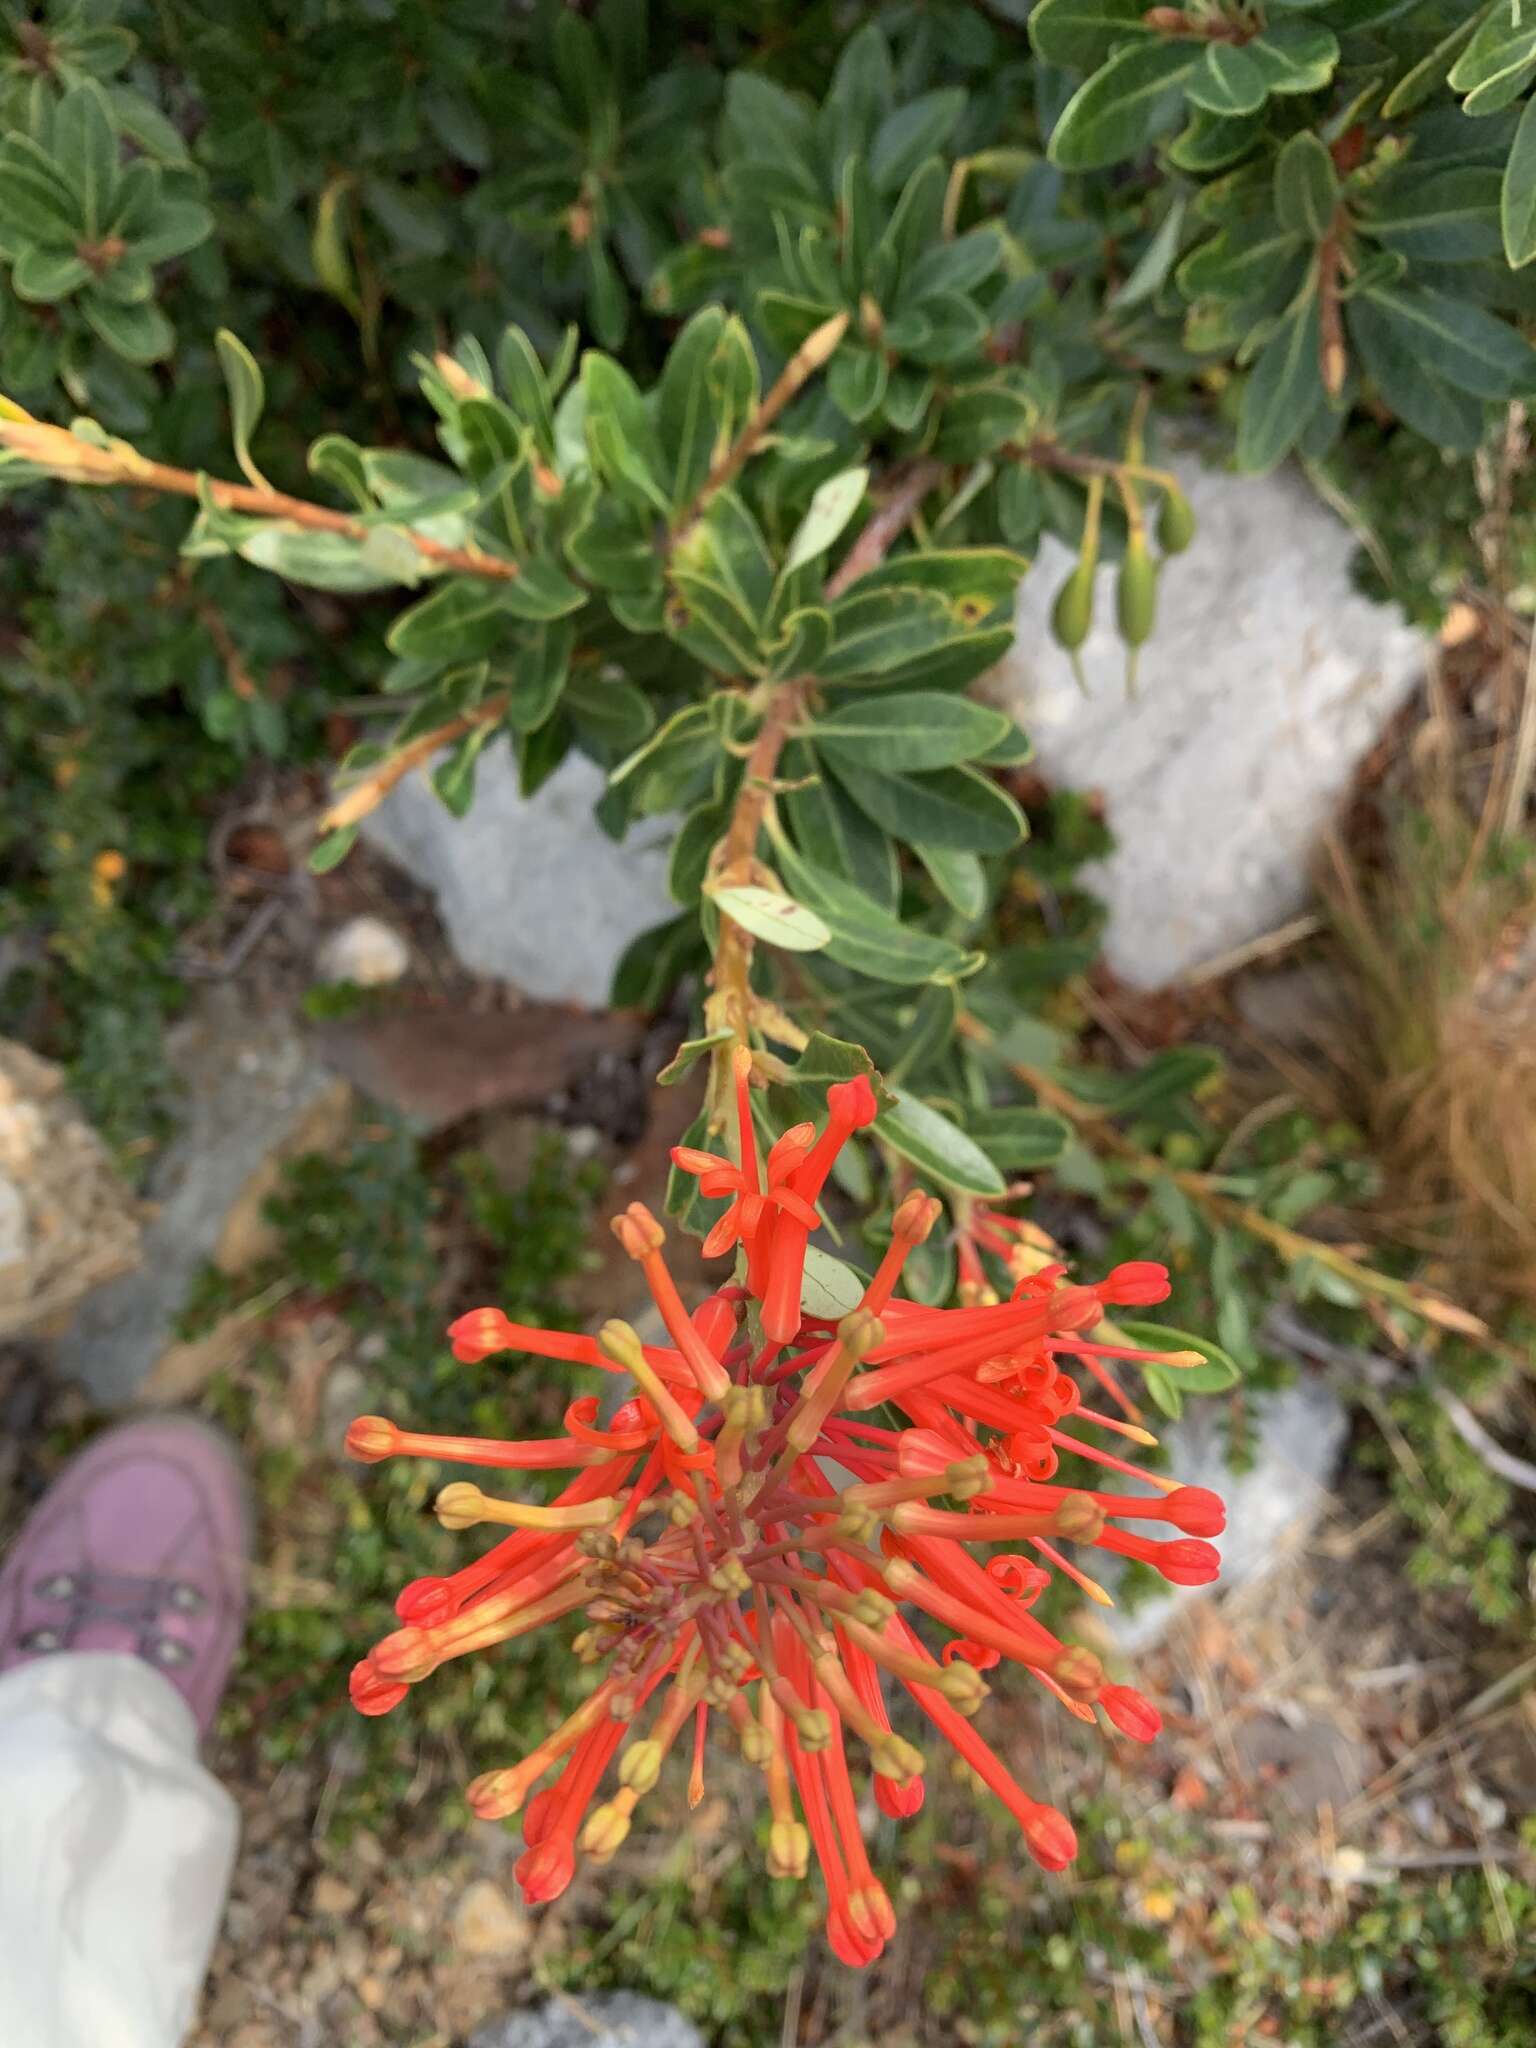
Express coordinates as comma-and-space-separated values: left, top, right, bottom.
995, 455, 1427, 988
362, 745, 675, 1007
472, 1995, 703, 2048
316, 914, 411, 987
1104, 1373, 1349, 1652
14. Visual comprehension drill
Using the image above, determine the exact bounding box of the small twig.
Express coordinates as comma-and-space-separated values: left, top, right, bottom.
1181, 913, 1324, 986
676, 311, 849, 534
824, 460, 945, 600
317, 692, 509, 835
1498, 613, 1536, 840
1431, 1382, 1536, 1495
0, 406, 521, 583
960, 1012, 1491, 1341
780, 1963, 805, 2048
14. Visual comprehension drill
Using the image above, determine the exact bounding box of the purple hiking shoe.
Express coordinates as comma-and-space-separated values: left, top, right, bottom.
0, 1416, 251, 1735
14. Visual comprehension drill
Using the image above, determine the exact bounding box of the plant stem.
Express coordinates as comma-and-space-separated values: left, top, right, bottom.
0, 409, 521, 583
957, 1014, 1489, 1340
676, 311, 849, 536
319, 693, 510, 834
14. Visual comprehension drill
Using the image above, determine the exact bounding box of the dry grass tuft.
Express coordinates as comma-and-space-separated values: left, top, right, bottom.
1321, 681, 1536, 1301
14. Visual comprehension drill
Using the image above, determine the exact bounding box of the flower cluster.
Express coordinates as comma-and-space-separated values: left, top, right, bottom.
347, 1052, 1226, 1966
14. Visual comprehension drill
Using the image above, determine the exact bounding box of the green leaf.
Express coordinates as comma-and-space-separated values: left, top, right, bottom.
781, 745, 899, 912
723, 71, 818, 169
238, 527, 401, 593
1247, 22, 1340, 96
215, 328, 266, 490
504, 618, 575, 733
784, 467, 869, 575
705, 883, 832, 953
581, 351, 668, 511
498, 326, 558, 458
1110, 196, 1188, 310
1363, 168, 1504, 262
79, 288, 172, 364
1187, 42, 1267, 118
780, 1031, 895, 1108
1274, 133, 1339, 241
1028, 0, 1151, 70
1178, 219, 1305, 300
801, 1246, 869, 1320
130, 198, 213, 263
1117, 1319, 1241, 1395
656, 1029, 735, 1087
810, 692, 1011, 773
500, 557, 586, 621
387, 578, 511, 662
1502, 95, 1536, 268
309, 825, 359, 874
828, 757, 1026, 854
308, 434, 371, 510
877, 1091, 1006, 1198
869, 89, 966, 192
1380, 7, 1487, 120
1168, 104, 1269, 174
1449, 9, 1536, 116
1048, 42, 1200, 172
1235, 285, 1324, 473
0, 134, 84, 242
965, 1106, 1072, 1171
615, 914, 705, 1012
1355, 283, 1536, 400
914, 842, 988, 920
564, 669, 656, 760
56, 81, 119, 238
10, 244, 90, 302
1057, 1044, 1222, 1114
657, 305, 728, 511
1346, 294, 1486, 449
775, 839, 979, 986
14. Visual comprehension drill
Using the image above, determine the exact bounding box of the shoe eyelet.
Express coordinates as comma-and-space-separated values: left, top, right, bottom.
20, 1627, 65, 1652
167, 1583, 206, 1615
148, 1637, 192, 1668
34, 1573, 78, 1601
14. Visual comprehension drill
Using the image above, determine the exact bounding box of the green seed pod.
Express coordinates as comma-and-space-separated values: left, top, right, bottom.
1156, 484, 1196, 555
1050, 561, 1095, 653
1116, 531, 1158, 650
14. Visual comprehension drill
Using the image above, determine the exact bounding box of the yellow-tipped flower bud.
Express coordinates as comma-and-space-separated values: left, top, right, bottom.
851, 1587, 895, 1629
668, 1489, 700, 1526
740, 1720, 774, 1767
619, 1740, 663, 1795
433, 1481, 485, 1531
582, 1799, 632, 1862
946, 1454, 991, 1502
872, 1732, 926, 1784
892, 1190, 942, 1245
837, 1307, 886, 1362
768, 1819, 810, 1880
936, 1660, 989, 1715
1054, 1491, 1105, 1543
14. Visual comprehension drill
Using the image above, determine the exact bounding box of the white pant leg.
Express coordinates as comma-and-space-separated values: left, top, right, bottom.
0, 1652, 238, 2048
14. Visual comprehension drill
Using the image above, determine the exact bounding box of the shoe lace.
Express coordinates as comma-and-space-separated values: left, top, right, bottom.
25, 1568, 206, 1665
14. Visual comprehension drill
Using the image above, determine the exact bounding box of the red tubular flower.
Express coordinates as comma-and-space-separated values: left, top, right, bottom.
348, 1064, 1228, 1965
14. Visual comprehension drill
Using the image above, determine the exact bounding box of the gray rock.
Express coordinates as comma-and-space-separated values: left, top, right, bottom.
1105, 1372, 1349, 1652
56, 991, 350, 1406
472, 1993, 704, 2048
362, 744, 675, 1007
995, 455, 1426, 988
